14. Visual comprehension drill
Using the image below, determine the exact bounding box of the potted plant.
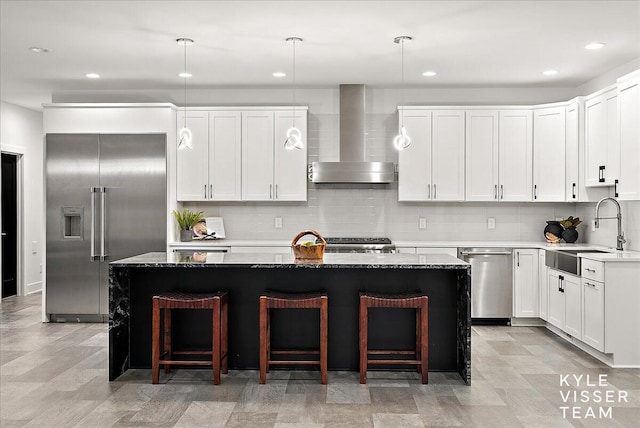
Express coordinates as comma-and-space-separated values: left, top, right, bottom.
172, 209, 204, 242
560, 216, 582, 243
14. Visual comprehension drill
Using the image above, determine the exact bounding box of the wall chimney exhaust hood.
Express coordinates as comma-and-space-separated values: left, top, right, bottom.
310, 84, 395, 183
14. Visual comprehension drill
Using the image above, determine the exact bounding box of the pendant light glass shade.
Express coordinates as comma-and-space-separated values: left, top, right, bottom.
177, 38, 194, 150
284, 37, 304, 150
393, 35, 412, 150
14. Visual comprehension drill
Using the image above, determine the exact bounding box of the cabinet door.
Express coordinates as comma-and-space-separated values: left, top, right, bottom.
513, 249, 538, 317
465, 111, 499, 201
274, 110, 308, 201
209, 111, 242, 201
548, 270, 565, 329
176, 111, 209, 201
585, 90, 618, 186
539, 250, 548, 321
533, 107, 566, 201
498, 110, 533, 201
431, 111, 465, 201
242, 111, 274, 200
582, 279, 605, 351
398, 111, 432, 201
565, 103, 579, 201
617, 77, 640, 200
563, 274, 582, 338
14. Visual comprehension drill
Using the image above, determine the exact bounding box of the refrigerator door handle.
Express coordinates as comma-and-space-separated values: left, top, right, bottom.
90, 187, 98, 261
100, 187, 108, 261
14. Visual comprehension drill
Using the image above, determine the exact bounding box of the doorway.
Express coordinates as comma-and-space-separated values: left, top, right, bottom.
2, 153, 18, 298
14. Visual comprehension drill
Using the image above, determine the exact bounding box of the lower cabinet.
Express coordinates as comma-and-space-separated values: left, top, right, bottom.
548, 268, 581, 338
582, 278, 605, 351
513, 249, 538, 317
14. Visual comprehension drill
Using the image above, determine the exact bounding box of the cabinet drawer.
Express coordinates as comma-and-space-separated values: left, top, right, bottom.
581, 258, 604, 281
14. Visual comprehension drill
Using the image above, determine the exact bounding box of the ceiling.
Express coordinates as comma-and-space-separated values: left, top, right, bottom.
1, 0, 639, 110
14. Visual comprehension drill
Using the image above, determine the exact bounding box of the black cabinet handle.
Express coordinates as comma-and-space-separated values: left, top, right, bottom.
572, 183, 576, 199
614, 179, 619, 198
599, 165, 605, 183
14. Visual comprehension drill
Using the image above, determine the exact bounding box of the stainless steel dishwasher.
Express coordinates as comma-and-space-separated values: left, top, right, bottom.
458, 248, 513, 324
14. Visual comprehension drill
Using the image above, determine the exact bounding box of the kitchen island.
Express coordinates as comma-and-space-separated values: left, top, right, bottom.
109, 252, 471, 384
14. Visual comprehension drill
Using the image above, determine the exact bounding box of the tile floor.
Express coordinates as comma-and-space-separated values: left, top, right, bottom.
1, 293, 638, 427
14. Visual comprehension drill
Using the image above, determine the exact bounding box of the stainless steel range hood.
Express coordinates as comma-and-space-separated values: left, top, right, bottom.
310, 84, 395, 183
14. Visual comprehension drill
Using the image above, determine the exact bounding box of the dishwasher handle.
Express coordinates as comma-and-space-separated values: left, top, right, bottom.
460, 251, 513, 256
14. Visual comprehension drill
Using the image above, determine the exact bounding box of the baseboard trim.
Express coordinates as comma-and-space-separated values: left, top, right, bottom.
26, 281, 42, 295
545, 322, 616, 367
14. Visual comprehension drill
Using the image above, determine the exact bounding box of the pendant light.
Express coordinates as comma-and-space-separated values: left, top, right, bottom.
177, 37, 194, 150
393, 35, 412, 150
284, 37, 304, 150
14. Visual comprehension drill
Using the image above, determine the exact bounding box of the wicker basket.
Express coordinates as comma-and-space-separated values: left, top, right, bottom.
291, 230, 326, 260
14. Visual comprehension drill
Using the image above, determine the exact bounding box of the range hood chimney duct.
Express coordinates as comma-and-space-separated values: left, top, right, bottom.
310, 84, 395, 183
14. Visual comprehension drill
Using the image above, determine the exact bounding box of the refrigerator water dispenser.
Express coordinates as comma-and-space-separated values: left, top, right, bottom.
62, 207, 83, 239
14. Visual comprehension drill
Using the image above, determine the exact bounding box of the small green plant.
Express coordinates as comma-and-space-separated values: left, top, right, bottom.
560, 216, 581, 228
172, 209, 204, 230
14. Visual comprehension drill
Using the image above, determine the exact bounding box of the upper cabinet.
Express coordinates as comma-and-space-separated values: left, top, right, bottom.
616, 72, 640, 200
242, 109, 308, 201
533, 107, 566, 201
398, 109, 465, 201
177, 107, 307, 202
466, 109, 532, 201
565, 101, 580, 201
499, 110, 533, 201
585, 88, 619, 187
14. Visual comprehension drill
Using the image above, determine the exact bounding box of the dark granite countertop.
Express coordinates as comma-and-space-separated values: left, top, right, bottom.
110, 251, 470, 269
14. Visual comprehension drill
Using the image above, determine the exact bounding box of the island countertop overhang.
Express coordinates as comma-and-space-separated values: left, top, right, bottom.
110, 251, 470, 269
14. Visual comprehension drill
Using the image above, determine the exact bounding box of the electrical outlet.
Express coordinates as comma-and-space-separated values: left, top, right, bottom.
40, 264, 42, 273
592, 219, 597, 232
487, 217, 496, 229
31, 240, 38, 254
419, 217, 427, 229
275, 217, 283, 229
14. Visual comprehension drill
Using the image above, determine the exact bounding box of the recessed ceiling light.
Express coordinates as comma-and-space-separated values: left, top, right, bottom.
273, 72, 286, 77
585, 42, 606, 50
29, 46, 51, 53
422, 71, 437, 77
85, 73, 100, 79
543, 69, 558, 76
178, 72, 192, 78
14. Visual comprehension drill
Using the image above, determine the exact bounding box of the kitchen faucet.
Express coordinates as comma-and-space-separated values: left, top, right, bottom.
594, 197, 626, 250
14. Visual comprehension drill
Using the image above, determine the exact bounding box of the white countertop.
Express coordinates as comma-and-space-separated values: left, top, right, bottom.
167, 240, 640, 262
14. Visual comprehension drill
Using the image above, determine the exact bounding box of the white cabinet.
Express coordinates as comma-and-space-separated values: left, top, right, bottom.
582, 278, 605, 352
242, 110, 308, 201
465, 111, 499, 201
499, 110, 533, 201
563, 274, 582, 338
565, 102, 579, 201
533, 107, 566, 201
208, 112, 242, 200
398, 109, 465, 201
513, 249, 538, 317
585, 88, 619, 186
176, 111, 210, 201
617, 74, 640, 200
547, 268, 581, 338
539, 250, 548, 321
465, 110, 532, 201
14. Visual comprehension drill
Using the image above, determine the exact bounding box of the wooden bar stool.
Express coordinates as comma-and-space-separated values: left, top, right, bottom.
359, 291, 428, 384
151, 291, 228, 385
259, 291, 328, 384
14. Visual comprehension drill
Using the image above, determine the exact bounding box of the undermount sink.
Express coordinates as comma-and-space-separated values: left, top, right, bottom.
545, 249, 610, 275
553, 249, 610, 255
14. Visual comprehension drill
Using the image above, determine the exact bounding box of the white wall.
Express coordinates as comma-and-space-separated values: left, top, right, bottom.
0, 101, 44, 295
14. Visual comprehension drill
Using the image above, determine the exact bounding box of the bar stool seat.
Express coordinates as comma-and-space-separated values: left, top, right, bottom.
259, 290, 328, 384
152, 291, 228, 385
359, 291, 428, 384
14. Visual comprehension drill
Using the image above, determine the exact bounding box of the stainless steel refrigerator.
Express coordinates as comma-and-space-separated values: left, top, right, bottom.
46, 134, 166, 320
